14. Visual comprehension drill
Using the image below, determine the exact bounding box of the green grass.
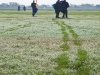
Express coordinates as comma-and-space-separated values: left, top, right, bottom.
75, 49, 89, 75
55, 53, 69, 70
0, 9, 100, 75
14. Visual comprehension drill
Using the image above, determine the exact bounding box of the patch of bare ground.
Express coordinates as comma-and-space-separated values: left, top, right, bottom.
67, 37, 100, 50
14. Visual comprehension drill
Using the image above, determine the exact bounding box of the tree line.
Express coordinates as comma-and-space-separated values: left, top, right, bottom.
0, 2, 100, 9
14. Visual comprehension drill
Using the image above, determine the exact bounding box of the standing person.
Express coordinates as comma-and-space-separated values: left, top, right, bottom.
55, 0, 61, 18
62, 0, 69, 18
23, 6, 26, 11
31, 0, 38, 16
18, 6, 20, 11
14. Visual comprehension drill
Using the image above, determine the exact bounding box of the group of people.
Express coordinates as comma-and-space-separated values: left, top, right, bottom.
53, 0, 69, 18
31, 0, 69, 18
18, 6, 26, 11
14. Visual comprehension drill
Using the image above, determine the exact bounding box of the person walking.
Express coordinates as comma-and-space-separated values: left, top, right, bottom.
31, 0, 38, 16
55, 0, 61, 18
62, 0, 69, 18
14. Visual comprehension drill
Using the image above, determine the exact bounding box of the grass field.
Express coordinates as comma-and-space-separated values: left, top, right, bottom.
0, 9, 100, 75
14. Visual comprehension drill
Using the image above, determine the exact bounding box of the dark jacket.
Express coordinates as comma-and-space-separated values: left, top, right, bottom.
55, 1, 61, 11
31, 3, 36, 8
62, 1, 69, 10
